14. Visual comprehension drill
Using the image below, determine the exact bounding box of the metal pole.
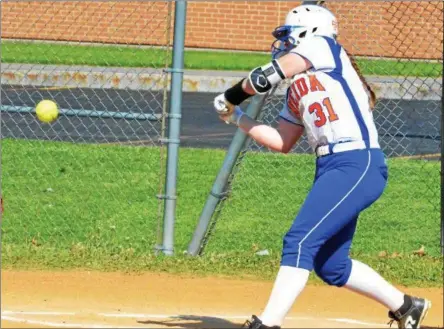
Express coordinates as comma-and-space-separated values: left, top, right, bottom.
161, 0, 187, 256
0, 23, 3, 225
441, 53, 444, 256
186, 0, 318, 257
187, 93, 269, 256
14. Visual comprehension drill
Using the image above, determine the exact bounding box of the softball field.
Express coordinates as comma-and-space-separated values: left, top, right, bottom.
1, 270, 443, 328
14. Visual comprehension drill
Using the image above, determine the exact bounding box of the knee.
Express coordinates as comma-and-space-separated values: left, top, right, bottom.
314, 258, 352, 287
281, 233, 316, 271
282, 228, 303, 257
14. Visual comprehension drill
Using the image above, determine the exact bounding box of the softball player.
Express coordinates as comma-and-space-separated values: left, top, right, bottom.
213, 5, 431, 329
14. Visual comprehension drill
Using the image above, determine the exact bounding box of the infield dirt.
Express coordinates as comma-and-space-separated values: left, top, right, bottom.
1, 270, 443, 328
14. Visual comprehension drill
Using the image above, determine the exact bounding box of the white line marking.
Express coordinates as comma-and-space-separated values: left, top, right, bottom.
100, 313, 311, 320
100, 313, 173, 318
328, 317, 387, 327
100, 313, 252, 319
2, 310, 387, 328
99, 312, 385, 327
1, 315, 135, 328
2, 311, 75, 316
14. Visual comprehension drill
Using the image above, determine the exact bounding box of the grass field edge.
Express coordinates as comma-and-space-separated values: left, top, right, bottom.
1, 41, 442, 77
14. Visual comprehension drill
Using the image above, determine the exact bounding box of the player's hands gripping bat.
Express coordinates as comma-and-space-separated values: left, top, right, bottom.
213, 93, 244, 126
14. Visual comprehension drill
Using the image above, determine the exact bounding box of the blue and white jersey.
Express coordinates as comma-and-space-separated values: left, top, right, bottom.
279, 36, 380, 152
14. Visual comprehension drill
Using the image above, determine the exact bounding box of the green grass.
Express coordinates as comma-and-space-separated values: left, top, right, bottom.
2, 41, 442, 77
1, 139, 442, 287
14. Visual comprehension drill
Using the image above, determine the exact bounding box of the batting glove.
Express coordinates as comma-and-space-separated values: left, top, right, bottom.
214, 93, 233, 113
213, 93, 245, 126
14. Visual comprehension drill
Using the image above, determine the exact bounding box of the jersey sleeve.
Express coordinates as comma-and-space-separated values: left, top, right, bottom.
279, 89, 303, 126
290, 36, 336, 71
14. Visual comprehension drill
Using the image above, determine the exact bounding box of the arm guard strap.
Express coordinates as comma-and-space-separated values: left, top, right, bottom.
248, 60, 286, 94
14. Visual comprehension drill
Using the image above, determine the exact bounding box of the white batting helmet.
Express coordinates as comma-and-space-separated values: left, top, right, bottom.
271, 5, 338, 59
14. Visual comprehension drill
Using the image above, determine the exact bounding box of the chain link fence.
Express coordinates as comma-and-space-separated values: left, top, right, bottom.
1, 0, 442, 268
1, 1, 173, 262
198, 1, 443, 258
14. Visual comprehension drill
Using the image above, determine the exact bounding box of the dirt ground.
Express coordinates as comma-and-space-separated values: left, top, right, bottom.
1, 270, 443, 328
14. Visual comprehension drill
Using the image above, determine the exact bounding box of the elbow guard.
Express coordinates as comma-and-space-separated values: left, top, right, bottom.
248, 60, 286, 94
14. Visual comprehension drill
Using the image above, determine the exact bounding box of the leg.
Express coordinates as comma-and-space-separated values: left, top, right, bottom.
259, 153, 387, 327
345, 260, 405, 311
313, 217, 358, 287
314, 220, 431, 329
281, 163, 386, 271
259, 266, 310, 328
314, 219, 405, 310
346, 261, 431, 328
259, 169, 358, 327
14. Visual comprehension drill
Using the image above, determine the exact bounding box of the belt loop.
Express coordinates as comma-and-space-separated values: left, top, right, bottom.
328, 143, 335, 155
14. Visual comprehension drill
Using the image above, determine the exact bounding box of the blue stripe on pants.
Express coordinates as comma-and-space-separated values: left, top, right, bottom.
281, 149, 387, 275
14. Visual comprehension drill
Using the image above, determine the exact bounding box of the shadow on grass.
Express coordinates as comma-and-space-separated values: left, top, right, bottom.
137, 315, 242, 328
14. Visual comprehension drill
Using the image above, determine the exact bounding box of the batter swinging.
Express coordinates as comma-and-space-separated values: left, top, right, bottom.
213, 4, 431, 329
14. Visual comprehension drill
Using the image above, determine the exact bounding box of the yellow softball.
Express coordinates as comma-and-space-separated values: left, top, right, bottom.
35, 100, 59, 123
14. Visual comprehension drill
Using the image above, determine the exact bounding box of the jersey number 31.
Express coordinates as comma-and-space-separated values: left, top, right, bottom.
308, 97, 339, 127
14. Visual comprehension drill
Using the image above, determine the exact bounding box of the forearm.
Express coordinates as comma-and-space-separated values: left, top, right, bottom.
241, 79, 257, 96
237, 115, 287, 153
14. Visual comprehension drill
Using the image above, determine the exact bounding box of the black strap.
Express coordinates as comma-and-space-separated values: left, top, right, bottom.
224, 79, 252, 106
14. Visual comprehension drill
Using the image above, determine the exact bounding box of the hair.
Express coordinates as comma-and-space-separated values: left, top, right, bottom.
344, 49, 376, 110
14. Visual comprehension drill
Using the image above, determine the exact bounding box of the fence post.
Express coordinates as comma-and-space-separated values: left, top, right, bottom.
441, 68, 444, 256
186, 0, 326, 257
162, 0, 187, 256
187, 93, 269, 256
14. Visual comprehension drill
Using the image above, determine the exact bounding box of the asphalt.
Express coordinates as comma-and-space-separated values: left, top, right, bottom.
1, 85, 441, 157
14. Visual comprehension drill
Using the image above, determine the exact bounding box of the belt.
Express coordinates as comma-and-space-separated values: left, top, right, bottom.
315, 140, 367, 157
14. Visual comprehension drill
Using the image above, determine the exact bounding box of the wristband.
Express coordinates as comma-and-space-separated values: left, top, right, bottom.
224, 79, 252, 106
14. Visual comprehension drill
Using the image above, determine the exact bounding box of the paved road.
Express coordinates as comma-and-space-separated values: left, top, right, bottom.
1, 85, 441, 157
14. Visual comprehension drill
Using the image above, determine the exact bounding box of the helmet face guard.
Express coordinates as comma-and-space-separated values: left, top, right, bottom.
271, 25, 307, 59
272, 25, 299, 40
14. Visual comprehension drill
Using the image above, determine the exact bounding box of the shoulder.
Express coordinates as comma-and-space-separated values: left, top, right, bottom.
290, 36, 339, 71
